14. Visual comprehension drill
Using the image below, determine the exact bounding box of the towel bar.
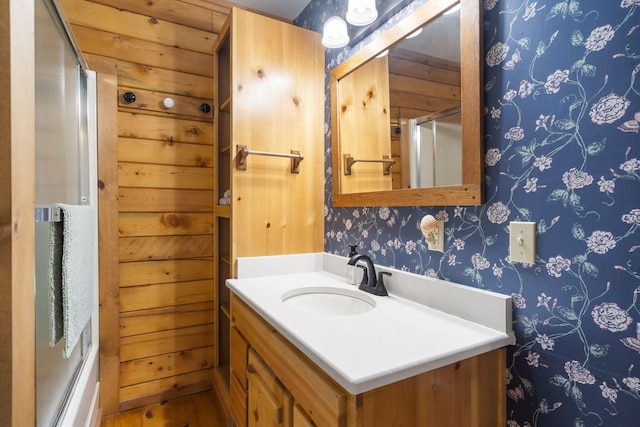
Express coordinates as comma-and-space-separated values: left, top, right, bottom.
236, 144, 304, 173
35, 206, 62, 223
343, 154, 395, 176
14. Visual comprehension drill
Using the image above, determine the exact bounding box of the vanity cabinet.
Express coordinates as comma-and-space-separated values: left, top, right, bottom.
213, 7, 324, 415
230, 293, 507, 427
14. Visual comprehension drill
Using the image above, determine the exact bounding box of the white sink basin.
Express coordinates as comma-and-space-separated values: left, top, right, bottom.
282, 286, 376, 316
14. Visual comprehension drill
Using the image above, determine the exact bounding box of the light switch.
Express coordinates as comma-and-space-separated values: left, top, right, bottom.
510, 221, 536, 264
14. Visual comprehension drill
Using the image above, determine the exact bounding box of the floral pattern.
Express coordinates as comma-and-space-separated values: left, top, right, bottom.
295, 0, 639, 425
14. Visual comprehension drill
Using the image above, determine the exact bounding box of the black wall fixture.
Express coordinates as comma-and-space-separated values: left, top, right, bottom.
123, 91, 136, 103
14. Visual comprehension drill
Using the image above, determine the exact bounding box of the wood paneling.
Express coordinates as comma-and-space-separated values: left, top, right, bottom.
91, 0, 229, 33
119, 370, 214, 406
119, 138, 213, 168
117, 61, 213, 99
119, 212, 214, 237
61, 0, 222, 413
119, 235, 214, 261
120, 345, 215, 387
120, 282, 214, 312
118, 162, 213, 190
117, 112, 213, 145
120, 324, 215, 361
119, 259, 214, 287
69, 25, 213, 77
120, 307, 214, 336
118, 188, 213, 212
61, 1, 216, 53
1, 1, 36, 423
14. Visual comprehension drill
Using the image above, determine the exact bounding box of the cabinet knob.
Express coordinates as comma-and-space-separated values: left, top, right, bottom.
200, 103, 211, 113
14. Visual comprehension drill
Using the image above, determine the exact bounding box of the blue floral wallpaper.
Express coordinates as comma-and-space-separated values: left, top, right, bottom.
295, 0, 640, 425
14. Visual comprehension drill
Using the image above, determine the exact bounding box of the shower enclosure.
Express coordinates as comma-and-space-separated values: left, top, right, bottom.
408, 110, 462, 188
34, 0, 99, 425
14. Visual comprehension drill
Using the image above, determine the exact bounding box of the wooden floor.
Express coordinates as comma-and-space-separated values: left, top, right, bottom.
100, 390, 228, 427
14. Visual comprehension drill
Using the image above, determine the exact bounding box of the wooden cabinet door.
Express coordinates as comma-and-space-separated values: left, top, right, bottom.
292, 404, 315, 427
248, 349, 292, 427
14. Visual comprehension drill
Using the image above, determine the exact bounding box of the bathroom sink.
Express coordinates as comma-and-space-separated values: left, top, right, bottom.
281, 286, 376, 316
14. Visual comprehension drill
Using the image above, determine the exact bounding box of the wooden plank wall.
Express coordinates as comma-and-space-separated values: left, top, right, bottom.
1, 1, 36, 424
60, 0, 229, 413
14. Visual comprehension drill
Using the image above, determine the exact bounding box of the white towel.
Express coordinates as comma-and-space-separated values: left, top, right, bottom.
53, 203, 96, 359
49, 221, 64, 346
219, 189, 231, 205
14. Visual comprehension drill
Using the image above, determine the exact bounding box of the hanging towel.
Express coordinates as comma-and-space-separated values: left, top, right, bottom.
48, 220, 64, 346
52, 203, 96, 359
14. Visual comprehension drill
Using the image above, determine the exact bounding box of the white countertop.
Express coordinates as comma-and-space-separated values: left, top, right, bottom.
226, 253, 515, 395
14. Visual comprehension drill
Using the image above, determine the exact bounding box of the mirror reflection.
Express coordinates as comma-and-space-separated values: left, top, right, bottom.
330, 0, 483, 207
409, 108, 461, 188
337, 5, 461, 194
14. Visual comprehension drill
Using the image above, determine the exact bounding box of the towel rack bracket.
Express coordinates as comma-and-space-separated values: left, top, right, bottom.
236, 144, 304, 174
236, 144, 249, 171
290, 150, 302, 174
343, 154, 396, 176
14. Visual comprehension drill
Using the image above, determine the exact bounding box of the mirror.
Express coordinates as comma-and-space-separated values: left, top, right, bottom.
330, 0, 483, 207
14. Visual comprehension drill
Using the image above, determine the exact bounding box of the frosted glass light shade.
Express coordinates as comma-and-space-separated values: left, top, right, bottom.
322, 16, 350, 48
346, 0, 378, 26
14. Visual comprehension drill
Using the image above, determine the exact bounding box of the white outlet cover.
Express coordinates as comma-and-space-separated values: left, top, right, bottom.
510, 221, 536, 264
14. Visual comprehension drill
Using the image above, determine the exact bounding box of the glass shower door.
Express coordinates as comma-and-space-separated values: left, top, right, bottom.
34, 0, 92, 425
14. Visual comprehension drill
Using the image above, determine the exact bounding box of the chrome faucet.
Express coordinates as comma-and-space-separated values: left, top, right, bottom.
347, 254, 391, 296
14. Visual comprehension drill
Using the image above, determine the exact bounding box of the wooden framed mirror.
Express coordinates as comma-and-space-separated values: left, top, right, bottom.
330, 0, 483, 207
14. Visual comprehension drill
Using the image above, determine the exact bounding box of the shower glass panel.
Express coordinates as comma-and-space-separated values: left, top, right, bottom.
35, 0, 92, 425
409, 110, 462, 188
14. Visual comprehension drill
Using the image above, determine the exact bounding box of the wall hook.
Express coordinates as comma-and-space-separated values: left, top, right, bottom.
162, 97, 175, 109
123, 91, 136, 103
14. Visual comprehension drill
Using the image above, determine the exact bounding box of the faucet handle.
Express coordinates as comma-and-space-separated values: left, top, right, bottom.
356, 264, 368, 287
373, 271, 391, 296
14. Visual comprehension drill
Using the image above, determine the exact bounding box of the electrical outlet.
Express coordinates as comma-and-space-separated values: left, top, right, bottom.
510, 221, 536, 264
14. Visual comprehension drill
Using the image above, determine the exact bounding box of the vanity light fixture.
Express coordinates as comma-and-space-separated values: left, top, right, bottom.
321, 0, 378, 48
346, 0, 378, 26
322, 16, 350, 48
